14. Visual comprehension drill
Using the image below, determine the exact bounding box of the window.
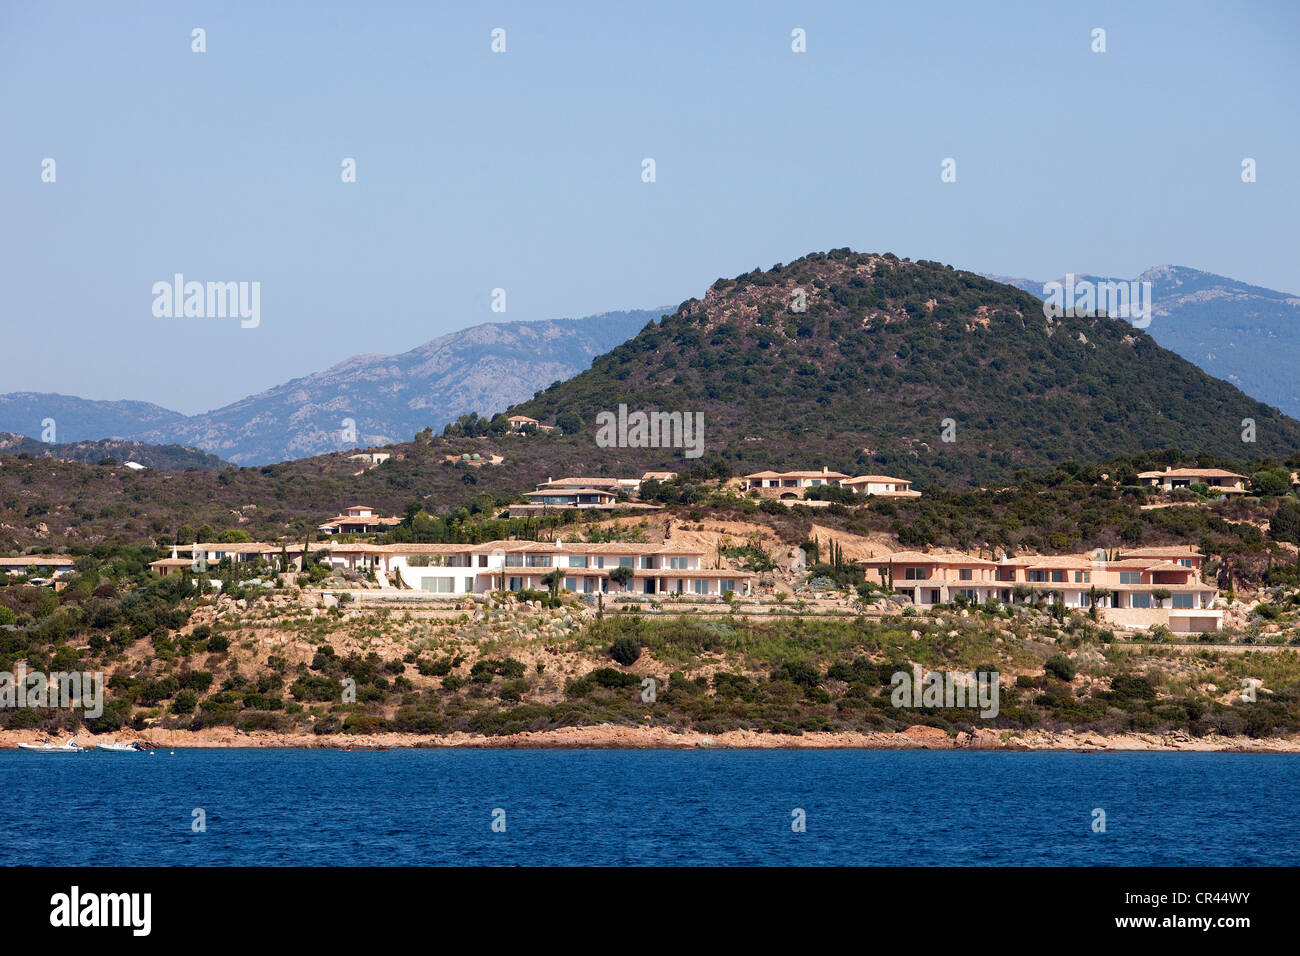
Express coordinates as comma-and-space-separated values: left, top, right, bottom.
1120, 571, 1141, 584
477, 555, 487, 567
640, 556, 653, 569
1172, 594, 1194, 609
1051, 570, 1066, 583
568, 556, 588, 568
1130, 593, 1151, 608
904, 567, 927, 580
1179, 559, 1192, 568
1028, 570, 1048, 582
1074, 571, 1090, 583
720, 580, 735, 594
507, 576, 523, 592
564, 577, 577, 592
693, 579, 708, 595
958, 588, 978, 600
525, 555, 551, 567
464, 577, 473, 593
619, 557, 635, 568
958, 569, 973, 581
421, 577, 454, 594
504, 554, 524, 567
667, 556, 688, 570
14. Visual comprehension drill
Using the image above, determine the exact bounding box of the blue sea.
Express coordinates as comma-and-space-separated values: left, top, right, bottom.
1, 749, 1295, 866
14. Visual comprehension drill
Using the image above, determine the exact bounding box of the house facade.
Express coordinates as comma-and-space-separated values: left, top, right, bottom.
1137, 467, 1246, 495
743, 467, 851, 498
839, 474, 920, 498
0, 554, 76, 577
508, 476, 660, 517
317, 505, 402, 535
860, 546, 1220, 633
325, 539, 751, 598
743, 468, 919, 500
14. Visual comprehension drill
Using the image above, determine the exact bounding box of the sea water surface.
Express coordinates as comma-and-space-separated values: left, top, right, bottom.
1, 749, 1295, 866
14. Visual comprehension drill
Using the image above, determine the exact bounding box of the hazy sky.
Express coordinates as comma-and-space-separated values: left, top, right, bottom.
4, 1, 1297, 414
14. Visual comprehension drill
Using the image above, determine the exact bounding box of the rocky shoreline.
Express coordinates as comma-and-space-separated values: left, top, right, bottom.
5, 725, 1298, 753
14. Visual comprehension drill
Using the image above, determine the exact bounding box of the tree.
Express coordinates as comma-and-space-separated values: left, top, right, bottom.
1270, 500, 1300, 544
609, 566, 635, 592
540, 570, 562, 603
1151, 588, 1172, 608
1252, 467, 1291, 497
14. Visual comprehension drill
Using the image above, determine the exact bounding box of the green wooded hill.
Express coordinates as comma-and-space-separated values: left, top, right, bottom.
512, 249, 1300, 487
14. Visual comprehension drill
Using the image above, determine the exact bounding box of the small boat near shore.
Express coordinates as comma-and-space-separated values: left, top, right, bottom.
95, 740, 145, 753
17, 736, 84, 753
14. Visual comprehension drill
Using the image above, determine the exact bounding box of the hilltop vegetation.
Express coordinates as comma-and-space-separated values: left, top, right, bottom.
0, 433, 227, 472
514, 250, 1300, 487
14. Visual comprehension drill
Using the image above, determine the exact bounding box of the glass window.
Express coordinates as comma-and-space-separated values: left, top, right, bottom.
959, 569, 973, 581
1120, 571, 1141, 584
619, 557, 635, 568
564, 577, 577, 592
1130, 593, 1151, 608
1172, 594, 1194, 609
421, 577, 454, 594
693, 579, 708, 595
525, 555, 552, 567
568, 556, 588, 568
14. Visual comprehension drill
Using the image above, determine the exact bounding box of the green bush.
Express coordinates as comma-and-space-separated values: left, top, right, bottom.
609, 636, 642, 665
1044, 654, 1076, 682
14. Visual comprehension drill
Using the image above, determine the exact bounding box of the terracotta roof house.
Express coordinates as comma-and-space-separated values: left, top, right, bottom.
1137, 467, 1246, 495
742, 467, 850, 499
860, 546, 1219, 633
840, 474, 920, 498
317, 505, 403, 535
507, 476, 661, 517
0, 554, 76, 576
507, 415, 555, 433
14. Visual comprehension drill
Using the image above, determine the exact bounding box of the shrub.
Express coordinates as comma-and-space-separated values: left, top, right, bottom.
1044, 654, 1076, 682
1111, 673, 1157, 700
609, 636, 642, 665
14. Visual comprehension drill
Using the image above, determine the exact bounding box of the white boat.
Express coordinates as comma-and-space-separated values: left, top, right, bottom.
95, 740, 144, 753
17, 735, 84, 753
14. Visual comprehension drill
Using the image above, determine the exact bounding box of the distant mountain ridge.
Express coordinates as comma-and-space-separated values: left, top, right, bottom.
0, 432, 227, 471
0, 310, 666, 466
984, 266, 1300, 418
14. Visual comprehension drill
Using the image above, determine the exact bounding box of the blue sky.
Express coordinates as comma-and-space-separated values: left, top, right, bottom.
3, 0, 1297, 414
